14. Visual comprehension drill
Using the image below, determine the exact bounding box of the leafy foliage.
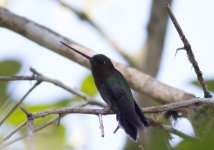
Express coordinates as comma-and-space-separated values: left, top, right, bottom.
0, 59, 70, 149
0, 60, 21, 105
81, 74, 98, 97
175, 133, 214, 150
192, 79, 214, 92
34, 124, 66, 150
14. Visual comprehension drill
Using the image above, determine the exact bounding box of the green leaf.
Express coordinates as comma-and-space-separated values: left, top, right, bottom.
6, 104, 53, 126
191, 79, 214, 92
175, 135, 214, 150
34, 124, 66, 150
6, 96, 82, 126
0, 60, 21, 105
81, 74, 98, 97
175, 129, 214, 150
0, 60, 21, 76
53, 97, 82, 107
6, 107, 26, 125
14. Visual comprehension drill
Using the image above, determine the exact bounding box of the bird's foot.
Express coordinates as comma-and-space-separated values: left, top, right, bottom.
113, 124, 120, 134
102, 106, 112, 113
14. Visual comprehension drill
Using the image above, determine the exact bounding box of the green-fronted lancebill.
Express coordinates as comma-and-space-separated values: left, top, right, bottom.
61, 41, 149, 141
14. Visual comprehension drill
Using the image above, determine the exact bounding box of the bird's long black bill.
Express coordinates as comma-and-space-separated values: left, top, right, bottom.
60, 41, 91, 60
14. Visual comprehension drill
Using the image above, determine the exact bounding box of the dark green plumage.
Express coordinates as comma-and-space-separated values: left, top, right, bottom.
61, 41, 149, 141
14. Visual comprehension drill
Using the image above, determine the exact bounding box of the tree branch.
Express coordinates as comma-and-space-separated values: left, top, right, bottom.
56, 0, 134, 65
98, 114, 105, 137
163, 125, 197, 142
2, 98, 207, 148
0, 117, 60, 148
20, 106, 35, 150
0, 7, 194, 103
142, 97, 214, 113
0, 68, 105, 107
141, 0, 172, 76
150, 120, 197, 142
0, 81, 41, 126
3, 121, 27, 142
166, 4, 213, 98
13, 97, 212, 120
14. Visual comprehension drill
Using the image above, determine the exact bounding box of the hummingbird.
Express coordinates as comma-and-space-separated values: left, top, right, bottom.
60, 41, 149, 141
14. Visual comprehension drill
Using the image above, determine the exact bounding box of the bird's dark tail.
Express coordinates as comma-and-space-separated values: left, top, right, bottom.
116, 102, 149, 141
116, 113, 138, 141
134, 101, 150, 127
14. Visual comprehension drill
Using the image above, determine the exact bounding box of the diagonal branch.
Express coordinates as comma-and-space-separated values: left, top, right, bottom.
0, 68, 105, 107
0, 7, 194, 103
57, 0, 134, 65
20, 106, 35, 150
0, 117, 60, 148
150, 120, 197, 142
0, 81, 41, 126
29, 67, 99, 103
3, 121, 27, 142
166, 4, 213, 98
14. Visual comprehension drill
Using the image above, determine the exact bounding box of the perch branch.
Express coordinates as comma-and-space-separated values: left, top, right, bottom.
2, 97, 212, 147
10, 98, 213, 120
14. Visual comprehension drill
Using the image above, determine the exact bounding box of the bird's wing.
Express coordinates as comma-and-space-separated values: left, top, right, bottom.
104, 82, 134, 111
103, 82, 143, 129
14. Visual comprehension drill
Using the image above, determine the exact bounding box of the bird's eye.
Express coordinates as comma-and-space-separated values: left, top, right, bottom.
93, 54, 108, 65
96, 58, 105, 65
98, 60, 105, 65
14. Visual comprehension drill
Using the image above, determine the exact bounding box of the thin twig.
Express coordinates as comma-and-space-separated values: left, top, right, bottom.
0, 75, 105, 107
1, 101, 90, 143
113, 125, 120, 134
0, 117, 60, 148
57, 114, 63, 127
163, 125, 197, 143
0, 81, 41, 126
98, 114, 104, 137
0, 69, 105, 107
20, 106, 35, 150
56, 0, 134, 65
3, 121, 27, 141
29, 67, 94, 102
20, 106, 32, 117
166, 4, 213, 98
150, 119, 197, 142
